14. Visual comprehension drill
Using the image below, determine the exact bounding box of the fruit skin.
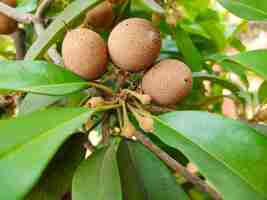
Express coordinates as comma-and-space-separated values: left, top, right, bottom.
86, 1, 114, 30
62, 28, 108, 80
108, 18, 161, 72
142, 59, 193, 105
0, 0, 17, 34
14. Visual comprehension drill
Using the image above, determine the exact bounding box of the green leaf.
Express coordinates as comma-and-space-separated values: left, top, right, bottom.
193, 72, 242, 94
200, 21, 227, 51
25, 0, 101, 60
25, 134, 86, 200
154, 111, 267, 200
218, 0, 267, 21
231, 50, 267, 79
132, 0, 164, 14
72, 142, 122, 200
174, 26, 203, 72
248, 123, 267, 137
0, 60, 88, 95
258, 81, 267, 103
197, 9, 227, 51
117, 140, 189, 200
219, 60, 249, 87
209, 50, 267, 80
19, 94, 63, 115
16, 0, 38, 12
0, 107, 92, 200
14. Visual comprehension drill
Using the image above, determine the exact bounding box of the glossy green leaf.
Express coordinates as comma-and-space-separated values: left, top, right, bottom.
154, 111, 267, 200
209, 50, 267, 80
0, 60, 88, 95
117, 140, 189, 200
0, 107, 92, 200
219, 60, 249, 87
25, 0, 101, 60
197, 9, 227, 51
132, 0, 164, 14
258, 81, 267, 103
16, 0, 38, 12
248, 123, 267, 137
174, 26, 203, 72
231, 50, 267, 79
193, 72, 242, 94
180, 21, 210, 39
26, 134, 86, 200
72, 142, 122, 200
218, 0, 267, 21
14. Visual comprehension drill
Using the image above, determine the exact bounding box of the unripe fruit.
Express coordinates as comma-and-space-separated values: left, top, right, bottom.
108, 18, 161, 72
86, 1, 114, 30
142, 59, 193, 105
62, 28, 108, 80
0, 0, 17, 34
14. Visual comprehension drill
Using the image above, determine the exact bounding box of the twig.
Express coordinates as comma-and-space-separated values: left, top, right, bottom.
101, 113, 111, 145
0, 2, 34, 23
134, 131, 222, 200
36, 0, 54, 20
145, 105, 176, 113
11, 29, 26, 60
33, 13, 63, 65
0, 0, 62, 64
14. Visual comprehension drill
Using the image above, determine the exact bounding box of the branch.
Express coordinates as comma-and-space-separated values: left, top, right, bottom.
0, 2, 34, 23
134, 131, 222, 200
33, 22, 63, 65
11, 29, 26, 60
33, 0, 63, 66
35, 0, 54, 20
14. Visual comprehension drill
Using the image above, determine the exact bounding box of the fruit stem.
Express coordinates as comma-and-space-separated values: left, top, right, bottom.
88, 81, 114, 96
121, 100, 129, 125
117, 107, 123, 129
132, 99, 152, 117
122, 89, 151, 105
94, 103, 122, 112
121, 100, 136, 138
127, 103, 154, 133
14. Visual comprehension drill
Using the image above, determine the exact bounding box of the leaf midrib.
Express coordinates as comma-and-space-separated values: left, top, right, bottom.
219, 0, 267, 17
2, 81, 87, 89
154, 116, 264, 198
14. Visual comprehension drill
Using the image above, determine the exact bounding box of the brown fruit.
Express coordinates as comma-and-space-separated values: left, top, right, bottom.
142, 59, 193, 105
62, 28, 108, 80
86, 1, 114, 30
0, 0, 17, 34
108, 18, 161, 72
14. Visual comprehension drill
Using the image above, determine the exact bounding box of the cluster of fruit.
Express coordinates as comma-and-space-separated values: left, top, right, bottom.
63, 1, 193, 106
0, 0, 193, 106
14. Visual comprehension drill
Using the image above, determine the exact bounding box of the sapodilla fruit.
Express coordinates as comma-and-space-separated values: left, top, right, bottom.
62, 28, 108, 80
0, 0, 17, 34
86, 1, 114, 30
142, 59, 192, 105
108, 18, 161, 72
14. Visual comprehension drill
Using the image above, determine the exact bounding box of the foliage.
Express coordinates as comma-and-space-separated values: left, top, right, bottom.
0, 0, 267, 200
